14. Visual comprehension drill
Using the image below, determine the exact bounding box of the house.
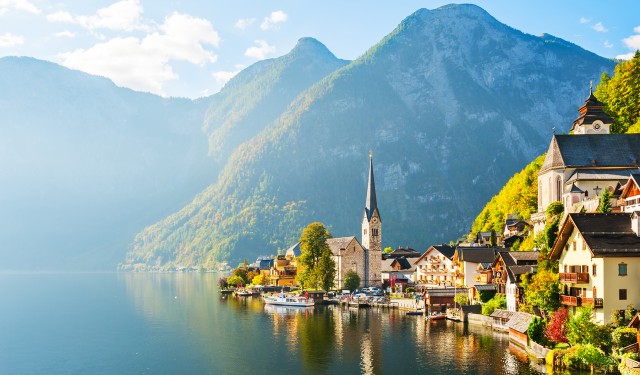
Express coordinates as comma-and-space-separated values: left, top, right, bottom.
414, 244, 456, 286
620, 174, 640, 213
475, 232, 493, 245
503, 214, 532, 238
506, 312, 536, 348
381, 257, 415, 289
492, 251, 539, 311
384, 246, 421, 259
269, 255, 297, 286
453, 246, 502, 287
532, 89, 640, 234
549, 212, 640, 324
424, 287, 468, 312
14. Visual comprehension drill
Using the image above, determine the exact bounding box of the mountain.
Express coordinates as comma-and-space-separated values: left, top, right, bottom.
0, 57, 212, 270
124, 4, 616, 270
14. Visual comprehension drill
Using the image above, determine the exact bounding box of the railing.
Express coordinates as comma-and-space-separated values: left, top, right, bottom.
581, 297, 603, 308
560, 295, 580, 306
559, 272, 589, 284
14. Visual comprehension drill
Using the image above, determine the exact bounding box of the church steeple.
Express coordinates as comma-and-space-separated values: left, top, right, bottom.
570, 83, 613, 134
365, 151, 380, 221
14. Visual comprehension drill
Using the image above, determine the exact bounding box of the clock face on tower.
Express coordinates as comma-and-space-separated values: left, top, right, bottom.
372, 218, 377, 223
593, 121, 602, 130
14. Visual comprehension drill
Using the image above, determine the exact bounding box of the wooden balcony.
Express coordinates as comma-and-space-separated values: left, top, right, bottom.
581, 297, 604, 308
560, 295, 580, 306
559, 272, 589, 284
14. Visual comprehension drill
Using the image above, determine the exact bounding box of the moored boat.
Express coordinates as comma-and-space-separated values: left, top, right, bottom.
263, 293, 314, 307
427, 312, 446, 320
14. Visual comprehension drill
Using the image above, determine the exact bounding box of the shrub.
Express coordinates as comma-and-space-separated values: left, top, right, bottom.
454, 293, 469, 306
527, 316, 546, 345
612, 327, 638, 350
482, 293, 506, 316
545, 307, 569, 344
563, 344, 614, 371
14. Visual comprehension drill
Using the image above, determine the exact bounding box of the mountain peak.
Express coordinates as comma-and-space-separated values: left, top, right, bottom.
289, 37, 338, 60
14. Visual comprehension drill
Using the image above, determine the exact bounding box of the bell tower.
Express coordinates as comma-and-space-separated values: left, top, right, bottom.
362, 152, 382, 286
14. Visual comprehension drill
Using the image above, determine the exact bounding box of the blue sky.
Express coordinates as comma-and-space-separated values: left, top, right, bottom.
1, 0, 638, 98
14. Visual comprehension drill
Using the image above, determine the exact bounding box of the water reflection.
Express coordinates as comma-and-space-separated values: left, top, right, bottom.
120, 273, 543, 375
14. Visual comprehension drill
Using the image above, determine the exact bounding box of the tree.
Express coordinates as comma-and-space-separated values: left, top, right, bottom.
521, 269, 560, 317
454, 293, 469, 306
383, 247, 393, 254
566, 307, 612, 351
298, 222, 335, 290
343, 270, 361, 292
527, 316, 546, 344
218, 277, 228, 289
545, 307, 569, 344
233, 268, 249, 284
481, 293, 506, 316
227, 275, 244, 287
595, 51, 640, 134
251, 273, 264, 285
598, 188, 612, 213
490, 230, 497, 247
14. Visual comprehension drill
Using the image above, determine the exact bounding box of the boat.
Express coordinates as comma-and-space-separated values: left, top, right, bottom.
234, 289, 255, 297
263, 293, 314, 307
427, 312, 446, 320
406, 311, 423, 316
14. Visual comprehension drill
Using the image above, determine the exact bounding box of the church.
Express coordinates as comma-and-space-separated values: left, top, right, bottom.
532, 88, 640, 234
327, 153, 382, 289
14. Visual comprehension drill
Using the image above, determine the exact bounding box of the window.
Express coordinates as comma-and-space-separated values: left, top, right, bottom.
572, 241, 577, 251
564, 265, 568, 273
593, 286, 597, 298
592, 264, 597, 276
619, 263, 628, 276
620, 289, 627, 300
364, 229, 367, 235
556, 176, 562, 202
372, 228, 378, 236
582, 240, 586, 251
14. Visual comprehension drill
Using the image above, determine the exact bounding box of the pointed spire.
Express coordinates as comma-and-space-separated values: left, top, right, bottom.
365, 152, 378, 221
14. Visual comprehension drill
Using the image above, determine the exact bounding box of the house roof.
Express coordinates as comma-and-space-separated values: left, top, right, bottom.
285, 242, 301, 258
621, 173, 640, 199
474, 284, 497, 292
391, 257, 413, 271
388, 247, 421, 258
490, 309, 516, 320
506, 312, 536, 333
326, 236, 358, 256
414, 244, 455, 265
540, 134, 640, 173
425, 288, 468, 297
495, 251, 539, 283
381, 258, 395, 272
550, 213, 640, 259
456, 247, 501, 263
509, 251, 540, 263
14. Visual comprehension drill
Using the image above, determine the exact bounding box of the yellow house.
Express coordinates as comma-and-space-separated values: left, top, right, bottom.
550, 213, 640, 324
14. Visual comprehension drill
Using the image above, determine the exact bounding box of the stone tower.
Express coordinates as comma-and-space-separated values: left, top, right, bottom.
362, 152, 382, 286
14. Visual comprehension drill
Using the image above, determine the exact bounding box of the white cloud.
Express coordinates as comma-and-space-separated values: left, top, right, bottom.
579, 17, 591, 24
212, 70, 240, 85
244, 40, 275, 60
623, 31, 640, 50
616, 52, 635, 60
603, 40, 613, 48
54, 30, 76, 38
591, 22, 608, 33
235, 18, 255, 30
0, 32, 24, 47
57, 13, 220, 96
260, 10, 287, 30
46, 0, 145, 31
0, 0, 40, 15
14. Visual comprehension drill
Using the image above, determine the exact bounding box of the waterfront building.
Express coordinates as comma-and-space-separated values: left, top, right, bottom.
380, 257, 415, 289
549, 212, 640, 324
491, 251, 539, 311
452, 246, 502, 288
414, 244, 455, 286
532, 89, 640, 234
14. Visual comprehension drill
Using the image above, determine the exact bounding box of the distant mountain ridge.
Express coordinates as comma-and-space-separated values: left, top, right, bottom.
124, 4, 616, 269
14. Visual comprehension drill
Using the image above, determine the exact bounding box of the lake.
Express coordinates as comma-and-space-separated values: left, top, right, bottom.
0, 273, 545, 374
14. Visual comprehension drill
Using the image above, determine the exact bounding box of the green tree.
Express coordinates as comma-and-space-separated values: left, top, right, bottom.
454, 293, 469, 306
383, 247, 393, 254
298, 222, 335, 290
527, 316, 546, 344
596, 51, 640, 134
227, 275, 244, 287
598, 188, 612, 213
481, 293, 506, 316
490, 230, 497, 247
343, 270, 361, 291
233, 267, 249, 284
566, 306, 612, 351
521, 269, 560, 317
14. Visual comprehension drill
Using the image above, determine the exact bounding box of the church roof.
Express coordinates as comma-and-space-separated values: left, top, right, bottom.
326, 236, 358, 255
364, 154, 380, 221
540, 134, 640, 173
570, 90, 613, 132
565, 169, 639, 184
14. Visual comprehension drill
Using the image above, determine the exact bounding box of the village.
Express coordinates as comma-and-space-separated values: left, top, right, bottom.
216, 87, 640, 373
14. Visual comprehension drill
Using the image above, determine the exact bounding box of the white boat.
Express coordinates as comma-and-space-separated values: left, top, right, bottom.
263, 293, 314, 307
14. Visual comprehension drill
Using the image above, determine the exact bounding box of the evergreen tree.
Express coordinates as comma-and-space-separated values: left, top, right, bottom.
598, 189, 612, 213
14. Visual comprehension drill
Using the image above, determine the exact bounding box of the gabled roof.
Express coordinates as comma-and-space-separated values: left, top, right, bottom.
494, 251, 539, 283
285, 242, 301, 258
326, 236, 358, 256
540, 134, 640, 173
565, 169, 638, 184
414, 244, 455, 265
425, 288, 468, 297
550, 213, 640, 259
388, 247, 421, 258
506, 312, 536, 334
621, 173, 640, 199
391, 257, 413, 270
456, 246, 502, 263
474, 284, 496, 292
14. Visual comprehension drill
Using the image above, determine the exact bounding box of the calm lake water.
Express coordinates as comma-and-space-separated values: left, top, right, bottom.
0, 273, 545, 374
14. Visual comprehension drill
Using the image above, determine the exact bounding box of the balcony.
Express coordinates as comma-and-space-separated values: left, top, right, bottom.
559, 272, 589, 284
582, 297, 604, 308
560, 295, 580, 306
